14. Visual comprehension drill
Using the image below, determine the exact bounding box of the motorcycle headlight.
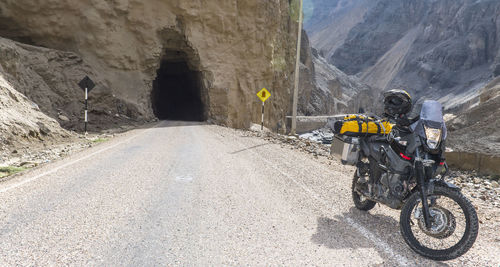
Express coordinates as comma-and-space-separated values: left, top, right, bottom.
424, 125, 442, 149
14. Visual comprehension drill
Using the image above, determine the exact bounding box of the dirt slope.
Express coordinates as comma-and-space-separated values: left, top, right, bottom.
0, 66, 71, 156
0, 37, 139, 132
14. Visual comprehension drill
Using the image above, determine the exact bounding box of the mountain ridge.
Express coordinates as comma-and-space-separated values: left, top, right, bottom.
305, 0, 500, 111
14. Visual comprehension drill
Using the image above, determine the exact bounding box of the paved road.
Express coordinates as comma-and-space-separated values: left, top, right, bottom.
0, 121, 497, 266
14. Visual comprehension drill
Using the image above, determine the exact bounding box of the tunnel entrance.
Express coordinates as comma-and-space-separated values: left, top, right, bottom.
151, 49, 206, 121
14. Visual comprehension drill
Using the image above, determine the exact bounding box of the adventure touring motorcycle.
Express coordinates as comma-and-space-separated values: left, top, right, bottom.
332, 90, 478, 261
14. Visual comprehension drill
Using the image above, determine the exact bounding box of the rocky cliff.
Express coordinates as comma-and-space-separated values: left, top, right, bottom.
0, 0, 300, 130
306, 0, 500, 111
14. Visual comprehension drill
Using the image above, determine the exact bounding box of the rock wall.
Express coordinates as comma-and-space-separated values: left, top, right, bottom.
0, 0, 299, 130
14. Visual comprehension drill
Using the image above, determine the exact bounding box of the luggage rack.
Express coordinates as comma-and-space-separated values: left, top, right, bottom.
334, 134, 360, 144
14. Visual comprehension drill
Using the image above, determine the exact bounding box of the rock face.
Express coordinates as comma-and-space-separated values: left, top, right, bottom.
306, 0, 500, 111
297, 30, 317, 115
0, 0, 299, 129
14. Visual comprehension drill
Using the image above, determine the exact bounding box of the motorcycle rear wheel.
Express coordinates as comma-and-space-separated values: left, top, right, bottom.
352, 173, 376, 211
399, 186, 478, 261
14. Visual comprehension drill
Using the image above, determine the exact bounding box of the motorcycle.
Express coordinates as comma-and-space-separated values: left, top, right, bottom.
338, 100, 478, 261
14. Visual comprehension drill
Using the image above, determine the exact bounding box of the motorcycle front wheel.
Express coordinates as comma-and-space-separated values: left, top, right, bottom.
399, 186, 478, 261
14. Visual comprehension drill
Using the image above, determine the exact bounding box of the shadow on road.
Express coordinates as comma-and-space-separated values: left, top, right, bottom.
311, 212, 389, 250
153, 120, 209, 128
311, 208, 450, 266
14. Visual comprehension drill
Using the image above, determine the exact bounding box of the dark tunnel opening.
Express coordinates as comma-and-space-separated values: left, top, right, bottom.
151, 51, 206, 121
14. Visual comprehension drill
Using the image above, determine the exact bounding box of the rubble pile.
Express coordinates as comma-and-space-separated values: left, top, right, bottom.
241, 130, 332, 158
446, 171, 500, 208
299, 128, 334, 144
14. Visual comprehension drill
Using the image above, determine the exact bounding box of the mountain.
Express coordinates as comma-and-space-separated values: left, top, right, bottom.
304, 0, 377, 61
447, 77, 500, 155
305, 0, 500, 111
298, 30, 375, 116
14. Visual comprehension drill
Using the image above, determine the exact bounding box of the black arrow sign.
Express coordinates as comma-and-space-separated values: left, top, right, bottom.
78, 76, 95, 92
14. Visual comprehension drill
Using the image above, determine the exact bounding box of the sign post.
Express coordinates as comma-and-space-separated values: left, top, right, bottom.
85, 87, 88, 133
256, 88, 271, 130
78, 76, 96, 134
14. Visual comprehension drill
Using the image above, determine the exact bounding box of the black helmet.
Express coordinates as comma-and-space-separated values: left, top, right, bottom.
383, 89, 412, 116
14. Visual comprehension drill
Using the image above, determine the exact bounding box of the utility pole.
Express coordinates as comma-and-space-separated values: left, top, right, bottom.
291, 0, 303, 136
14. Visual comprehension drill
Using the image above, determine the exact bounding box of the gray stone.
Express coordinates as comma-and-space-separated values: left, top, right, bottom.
58, 115, 70, 122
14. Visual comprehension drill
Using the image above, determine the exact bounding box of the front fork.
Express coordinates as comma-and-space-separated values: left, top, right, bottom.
415, 149, 433, 229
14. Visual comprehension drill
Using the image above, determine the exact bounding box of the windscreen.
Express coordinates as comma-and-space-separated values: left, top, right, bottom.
420, 100, 444, 123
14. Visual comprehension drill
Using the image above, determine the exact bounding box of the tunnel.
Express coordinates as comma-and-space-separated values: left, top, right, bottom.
151, 50, 206, 121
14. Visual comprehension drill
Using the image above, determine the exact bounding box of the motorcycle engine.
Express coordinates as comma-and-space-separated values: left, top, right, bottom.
373, 172, 407, 209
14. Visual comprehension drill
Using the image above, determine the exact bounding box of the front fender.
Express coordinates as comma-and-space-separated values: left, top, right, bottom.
430, 179, 461, 191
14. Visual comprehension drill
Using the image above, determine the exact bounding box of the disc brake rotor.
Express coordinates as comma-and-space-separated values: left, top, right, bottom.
415, 205, 456, 239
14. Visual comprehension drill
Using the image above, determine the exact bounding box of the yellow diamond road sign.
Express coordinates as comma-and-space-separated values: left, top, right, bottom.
257, 88, 271, 103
